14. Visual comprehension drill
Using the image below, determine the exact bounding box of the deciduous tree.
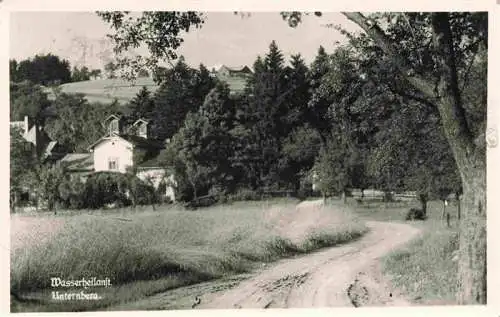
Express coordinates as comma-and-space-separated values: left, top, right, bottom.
10, 81, 51, 124
14, 54, 71, 85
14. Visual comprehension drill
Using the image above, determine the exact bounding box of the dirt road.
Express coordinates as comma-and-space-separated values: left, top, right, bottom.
199, 219, 421, 308
113, 200, 422, 310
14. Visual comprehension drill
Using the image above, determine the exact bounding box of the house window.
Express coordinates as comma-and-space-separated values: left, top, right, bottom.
108, 157, 119, 171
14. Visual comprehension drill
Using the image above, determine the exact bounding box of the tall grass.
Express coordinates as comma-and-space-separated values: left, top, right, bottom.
382, 223, 458, 304
350, 199, 460, 305
11, 199, 366, 311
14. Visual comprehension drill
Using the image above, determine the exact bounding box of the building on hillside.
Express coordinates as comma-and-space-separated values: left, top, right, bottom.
211, 65, 252, 96
59, 114, 176, 202
215, 65, 253, 77
10, 115, 65, 162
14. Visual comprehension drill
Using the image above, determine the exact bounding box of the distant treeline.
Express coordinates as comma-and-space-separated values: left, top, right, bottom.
10, 54, 105, 86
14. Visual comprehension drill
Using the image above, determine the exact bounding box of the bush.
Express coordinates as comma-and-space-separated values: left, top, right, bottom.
405, 208, 427, 221
58, 177, 87, 209
228, 188, 261, 202
77, 172, 161, 209
131, 180, 158, 206
184, 195, 218, 209
84, 172, 130, 209
295, 184, 312, 200
161, 196, 173, 205
208, 185, 229, 204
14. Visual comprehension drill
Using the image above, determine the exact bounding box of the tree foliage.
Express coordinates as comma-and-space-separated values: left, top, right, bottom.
71, 66, 93, 82
10, 127, 37, 209
44, 93, 119, 152
10, 54, 72, 86
97, 11, 205, 81
104, 61, 118, 79
340, 11, 486, 304
151, 58, 216, 142
10, 81, 51, 123
127, 86, 155, 121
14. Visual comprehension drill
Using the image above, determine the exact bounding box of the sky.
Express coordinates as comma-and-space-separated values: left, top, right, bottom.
9, 12, 360, 70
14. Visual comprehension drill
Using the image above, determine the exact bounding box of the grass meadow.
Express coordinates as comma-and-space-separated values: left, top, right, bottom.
45, 74, 248, 105
350, 198, 460, 305
11, 198, 367, 312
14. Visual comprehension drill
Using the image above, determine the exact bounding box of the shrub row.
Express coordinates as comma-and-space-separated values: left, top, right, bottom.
56, 172, 165, 210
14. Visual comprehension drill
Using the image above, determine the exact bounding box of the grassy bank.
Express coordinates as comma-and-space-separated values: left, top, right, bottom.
382, 224, 458, 304
349, 198, 460, 305
11, 198, 367, 311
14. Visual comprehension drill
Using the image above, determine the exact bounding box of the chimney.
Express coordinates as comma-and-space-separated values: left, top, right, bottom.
133, 119, 149, 139
138, 123, 148, 139
108, 117, 121, 136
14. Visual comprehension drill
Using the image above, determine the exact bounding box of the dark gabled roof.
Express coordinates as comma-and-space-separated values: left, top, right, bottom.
218, 65, 253, 75
59, 153, 94, 171
87, 134, 164, 151
133, 118, 149, 126
137, 155, 174, 173
137, 155, 162, 168
103, 114, 122, 123
119, 134, 164, 150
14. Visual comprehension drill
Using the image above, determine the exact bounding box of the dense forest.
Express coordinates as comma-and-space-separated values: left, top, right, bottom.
10, 39, 466, 211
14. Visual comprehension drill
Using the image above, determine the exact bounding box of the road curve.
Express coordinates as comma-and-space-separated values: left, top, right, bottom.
200, 220, 421, 308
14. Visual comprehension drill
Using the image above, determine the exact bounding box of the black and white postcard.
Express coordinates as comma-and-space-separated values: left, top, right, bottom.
1, 1, 498, 315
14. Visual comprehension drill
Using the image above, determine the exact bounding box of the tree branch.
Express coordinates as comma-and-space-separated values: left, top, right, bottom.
388, 84, 437, 110
459, 47, 479, 92
430, 13, 476, 159
342, 12, 436, 99
343, 12, 478, 166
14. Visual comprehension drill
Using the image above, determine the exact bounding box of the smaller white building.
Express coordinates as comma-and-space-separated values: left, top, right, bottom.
136, 166, 176, 202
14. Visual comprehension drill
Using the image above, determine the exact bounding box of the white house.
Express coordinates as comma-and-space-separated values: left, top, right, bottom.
61, 114, 176, 202
89, 134, 135, 174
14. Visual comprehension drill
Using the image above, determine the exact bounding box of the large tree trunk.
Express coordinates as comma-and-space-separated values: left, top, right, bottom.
192, 183, 198, 200
457, 167, 486, 303
342, 12, 487, 304
431, 14, 486, 304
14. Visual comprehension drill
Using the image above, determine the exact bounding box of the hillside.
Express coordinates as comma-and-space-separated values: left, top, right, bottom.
45, 72, 249, 105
